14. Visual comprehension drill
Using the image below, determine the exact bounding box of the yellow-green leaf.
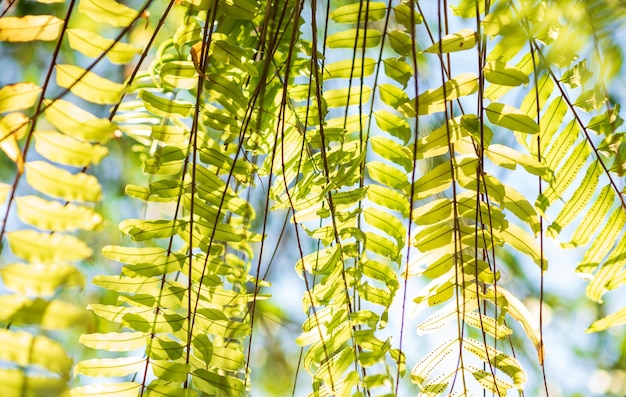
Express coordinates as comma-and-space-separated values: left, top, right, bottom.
417, 73, 478, 115
44, 99, 117, 143
160, 61, 198, 90
484, 60, 529, 86
0, 329, 72, 377
330, 2, 386, 23
587, 306, 626, 333
327, 29, 382, 48
323, 86, 371, 108
486, 143, 546, 175
0, 369, 68, 397
0, 83, 41, 112
7, 230, 93, 263
138, 90, 193, 117
0, 15, 63, 42
323, 58, 376, 80
35, 130, 109, 167
0, 263, 84, 296
17, 195, 102, 231
67, 28, 140, 64
74, 357, 145, 377
55, 64, 124, 105
486, 102, 540, 134
424, 28, 476, 53
25, 161, 102, 202
78, 0, 139, 27
80, 332, 147, 352
70, 382, 141, 397
0, 296, 89, 330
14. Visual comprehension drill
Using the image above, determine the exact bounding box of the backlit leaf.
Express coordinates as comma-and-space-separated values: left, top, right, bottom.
0, 15, 63, 42
7, 230, 92, 263
67, 29, 140, 64
78, 0, 139, 27
34, 130, 109, 167
486, 102, 540, 134
70, 382, 141, 397
56, 64, 125, 105
44, 99, 117, 143
0, 329, 72, 376
0, 263, 84, 296
330, 2, 386, 23
424, 28, 476, 53
74, 357, 145, 377
25, 161, 102, 202
327, 29, 382, 48
0, 83, 41, 112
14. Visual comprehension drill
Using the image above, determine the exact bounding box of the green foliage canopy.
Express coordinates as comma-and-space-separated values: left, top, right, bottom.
0, 0, 625, 396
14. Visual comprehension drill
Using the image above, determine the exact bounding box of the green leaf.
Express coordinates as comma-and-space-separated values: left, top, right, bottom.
492, 287, 543, 363
463, 338, 527, 387
119, 219, 187, 241
373, 110, 411, 143
0, 15, 63, 42
370, 136, 413, 172
74, 357, 145, 377
383, 58, 413, 87
16, 195, 100, 232
539, 140, 591, 211
578, 205, 626, 274
495, 223, 546, 269
78, 0, 139, 27
485, 102, 540, 134
388, 30, 412, 56
393, 3, 422, 27
484, 60, 529, 86
55, 64, 125, 105
145, 382, 197, 397
379, 83, 410, 109
586, 237, 626, 303
424, 28, 476, 53
151, 361, 190, 382
0, 296, 89, 329
0, 82, 41, 112
0, 263, 84, 296
366, 161, 409, 192
191, 368, 245, 397
327, 29, 382, 48
587, 306, 626, 333
502, 184, 541, 235
223, 0, 257, 20
93, 275, 161, 294
139, 90, 193, 117
34, 130, 109, 167
485, 144, 546, 175
564, 185, 615, 248
79, 332, 147, 352
547, 161, 601, 236
44, 99, 117, 143
323, 58, 376, 79
366, 184, 409, 216
70, 382, 141, 397
160, 61, 198, 90
67, 29, 139, 64
7, 230, 92, 263
323, 86, 372, 108
330, 2, 386, 23
417, 73, 478, 115
0, 369, 68, 397
25, 161, 102, 202
0, 329, 72, 376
